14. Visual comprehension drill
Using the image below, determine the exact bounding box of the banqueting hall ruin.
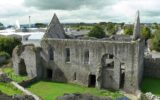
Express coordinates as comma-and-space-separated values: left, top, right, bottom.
12, 12, 144, 94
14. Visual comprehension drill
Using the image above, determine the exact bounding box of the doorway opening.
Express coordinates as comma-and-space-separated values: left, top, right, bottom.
120, 63, 126, 89
18, 59, 27, 76
88, 74, 96, 87
46, 68, 53, 79
73, 72, 76, 80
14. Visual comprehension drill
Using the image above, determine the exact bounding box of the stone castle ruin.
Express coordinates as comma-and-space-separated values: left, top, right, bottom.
12, 11, 145, 94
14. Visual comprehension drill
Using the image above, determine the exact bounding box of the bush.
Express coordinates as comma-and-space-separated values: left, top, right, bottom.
106, 22, 117, 35
151, 29, 160, 51
0, 36, 21, 55
0, 51, 10, 59
141, 26, 151, 40
88, 25, 106, 38
124, 25, 133, 35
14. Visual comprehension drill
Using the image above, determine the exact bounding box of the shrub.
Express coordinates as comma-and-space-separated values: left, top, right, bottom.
0, 36, 21, 55
106, 22, 117, 36
88, 25, 106, 38
151, 29, 160, 51
0, 51, 10, 59
141, 26, 151, 40
124, 25, 133, 35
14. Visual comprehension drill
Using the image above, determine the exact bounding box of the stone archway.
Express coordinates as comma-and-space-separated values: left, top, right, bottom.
100, 53, 124, 90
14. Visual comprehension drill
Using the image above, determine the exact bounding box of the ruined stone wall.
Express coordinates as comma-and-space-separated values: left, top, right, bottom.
41, 39, 144, 93
144, 58, 160, 78
12, 45, 43, 79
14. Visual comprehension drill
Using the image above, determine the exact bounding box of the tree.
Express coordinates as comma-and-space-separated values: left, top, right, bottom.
0, 36, 21, 55
35, 23, 47, 28
0, 22, 5, 30
141, 26, 151, 40
152, 23, 159, 29
106, 22, 117, 35
88, 25, 106, 38
151, 29, 160, 51
124, 25, 133, 35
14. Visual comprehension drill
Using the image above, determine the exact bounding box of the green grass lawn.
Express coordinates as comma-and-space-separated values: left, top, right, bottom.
27, 81, 123, 100
0, 82, 22, 95
1, 67, 29, 83
141, 77, 160, 96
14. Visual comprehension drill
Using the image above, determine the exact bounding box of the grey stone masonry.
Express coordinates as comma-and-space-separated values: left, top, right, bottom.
12, 12, 145, 94
43, 14, 66, 39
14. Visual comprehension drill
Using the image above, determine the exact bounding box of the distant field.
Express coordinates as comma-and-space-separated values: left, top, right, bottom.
141, 77, 160, 96
27, 81, 123, 100
0, 82, 22, 95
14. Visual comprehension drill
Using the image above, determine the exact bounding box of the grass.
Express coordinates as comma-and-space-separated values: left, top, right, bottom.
0, 82, 22, 95
27, 81, 123, 100
1, 67, 29, 83
141, 77, 160, 96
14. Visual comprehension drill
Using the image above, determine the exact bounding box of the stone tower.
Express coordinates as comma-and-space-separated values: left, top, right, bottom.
43, 13, 66, 39
133, 11, 140, 40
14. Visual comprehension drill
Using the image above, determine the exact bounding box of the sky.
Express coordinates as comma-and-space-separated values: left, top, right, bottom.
1, 0, 160, 25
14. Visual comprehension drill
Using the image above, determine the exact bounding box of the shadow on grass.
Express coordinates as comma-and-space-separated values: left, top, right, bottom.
141, 77, 160, 96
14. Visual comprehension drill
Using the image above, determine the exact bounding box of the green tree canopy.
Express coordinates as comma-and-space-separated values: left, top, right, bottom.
0, 36, 21, 55
35, 23, 47, 28
124, 25, 133, 35
141, 26, 151, 40
152, 23, 159, 29
106, 22, 117, 35
88, 25, 106, 38
151, 29, 160, 51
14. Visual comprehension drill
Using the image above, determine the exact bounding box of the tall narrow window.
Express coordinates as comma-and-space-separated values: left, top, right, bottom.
48, 47, 54, 60
65, 48, 70, 62
84, 50, 89, 64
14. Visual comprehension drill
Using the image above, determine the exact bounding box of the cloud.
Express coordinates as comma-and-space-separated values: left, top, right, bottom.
23, 0, 117, 10
0, 0, 36, 18
2, 0, 160, 25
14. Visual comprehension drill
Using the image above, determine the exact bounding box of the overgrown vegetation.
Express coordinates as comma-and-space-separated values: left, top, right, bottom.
0, 83, 22, 95
105, 22, 118, 36
0, 51, 10, 58
0, 36, 21, 55
124, 25, 133, 35
141, 26, 151, 40
151, 29, 160, 51
88, 25, 106, 38
141, 77, 160, 96
2, 67, 29, 83
27, 81, 123, 100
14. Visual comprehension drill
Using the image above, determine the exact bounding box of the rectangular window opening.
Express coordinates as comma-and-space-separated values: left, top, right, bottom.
84, 50, 89, 64
65, 48, 70, 62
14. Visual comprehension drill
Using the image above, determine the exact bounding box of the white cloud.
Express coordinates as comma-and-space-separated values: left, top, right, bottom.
1, 0, 160, 25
